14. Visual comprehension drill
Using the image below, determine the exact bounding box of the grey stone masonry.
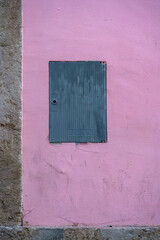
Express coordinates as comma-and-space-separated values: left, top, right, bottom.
0, 227, 160, 240
0, 0, 22, 225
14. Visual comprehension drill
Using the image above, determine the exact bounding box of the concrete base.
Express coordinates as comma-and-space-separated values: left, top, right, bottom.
0, 226, 160, 240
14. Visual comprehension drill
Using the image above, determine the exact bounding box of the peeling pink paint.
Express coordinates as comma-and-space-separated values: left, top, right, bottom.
23, 0, 160, 226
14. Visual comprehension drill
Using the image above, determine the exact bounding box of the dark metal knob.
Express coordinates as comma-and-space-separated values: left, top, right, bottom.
52, 99, 57, 105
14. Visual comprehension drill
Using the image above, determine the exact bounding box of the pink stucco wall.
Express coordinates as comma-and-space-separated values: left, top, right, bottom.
23, 0, 160, 226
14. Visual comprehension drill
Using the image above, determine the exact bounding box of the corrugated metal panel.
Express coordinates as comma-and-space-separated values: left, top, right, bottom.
49, 61, 107, 143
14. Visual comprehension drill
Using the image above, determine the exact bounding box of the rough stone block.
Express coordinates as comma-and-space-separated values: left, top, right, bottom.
63, 228, 102, 240
0, 0, 22, 225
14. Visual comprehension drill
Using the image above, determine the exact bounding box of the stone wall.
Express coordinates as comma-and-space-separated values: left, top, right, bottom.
0, 227, 160, 240
0, 0, 21, 225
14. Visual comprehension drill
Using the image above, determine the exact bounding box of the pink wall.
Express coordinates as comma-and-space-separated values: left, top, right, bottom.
23, 0, 160, 226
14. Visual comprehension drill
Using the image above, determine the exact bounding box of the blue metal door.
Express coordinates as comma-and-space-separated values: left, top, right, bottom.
49, 61, 107, 143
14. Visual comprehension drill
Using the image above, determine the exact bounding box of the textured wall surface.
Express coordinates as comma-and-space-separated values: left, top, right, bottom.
23, 0, 160, 226
0, 0, 21, 225
0, 227, 160, 240
1, 0, 160, 238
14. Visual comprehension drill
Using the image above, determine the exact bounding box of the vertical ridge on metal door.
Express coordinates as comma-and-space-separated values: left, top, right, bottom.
49, 61, 107, 143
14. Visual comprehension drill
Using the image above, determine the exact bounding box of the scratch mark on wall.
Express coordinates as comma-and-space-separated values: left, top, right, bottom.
76, 146, 105, 155
46, 162, 69, 183
57, 216, 90, 226
23, 208, 35, 217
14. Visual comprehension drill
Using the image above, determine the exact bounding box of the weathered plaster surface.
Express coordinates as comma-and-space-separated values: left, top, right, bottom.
23, 0, 160, 226
0, 0, 22, 225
